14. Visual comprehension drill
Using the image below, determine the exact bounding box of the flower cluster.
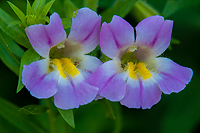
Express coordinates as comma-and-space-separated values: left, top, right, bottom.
22, 8, 193, 110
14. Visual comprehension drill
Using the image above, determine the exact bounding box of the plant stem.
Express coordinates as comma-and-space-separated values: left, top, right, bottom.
44, 99, 56, 133
113, 102, 122, 133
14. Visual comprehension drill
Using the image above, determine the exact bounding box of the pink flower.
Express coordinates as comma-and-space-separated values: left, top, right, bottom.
22, 8, 102, 110
87, 15, 193, 109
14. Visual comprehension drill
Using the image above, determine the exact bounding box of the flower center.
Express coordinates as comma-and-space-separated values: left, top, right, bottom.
127, 62, 152, 80
51, 58, 80, 78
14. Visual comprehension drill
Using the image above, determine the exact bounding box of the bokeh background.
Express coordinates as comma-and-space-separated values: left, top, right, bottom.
0, 0, 200, 133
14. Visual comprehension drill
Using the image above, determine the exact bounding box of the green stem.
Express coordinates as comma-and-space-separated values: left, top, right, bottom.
0, 33, 20, 64
44, 99, 56, 133
113, 102, 122, 133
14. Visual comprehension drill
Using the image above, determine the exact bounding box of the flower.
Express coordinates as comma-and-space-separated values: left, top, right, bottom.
87, 15, 193, 109
22, 8, 102, 110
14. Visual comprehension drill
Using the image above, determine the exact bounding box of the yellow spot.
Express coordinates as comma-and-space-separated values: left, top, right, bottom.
60, 58, 80, 77
135, 62, 152, 79
52, 59, 66, 78
128, 62, 137, 79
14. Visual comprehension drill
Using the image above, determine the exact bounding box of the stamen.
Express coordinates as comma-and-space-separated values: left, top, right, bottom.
135, 62, 152, 79
128, 62, 137, 79
52, 59, 66, 78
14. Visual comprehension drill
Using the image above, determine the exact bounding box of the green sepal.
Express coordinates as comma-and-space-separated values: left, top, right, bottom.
17, 48, 41, 93
7, 1, 27, 24
39, 0, 55, 18
19, 105, 48, 115
101, 0, 139, 22
32, 0, 46, 16
57, 108, 75, 129
64, 0, 77, 18
83, 0, 99, 12
61, 18, 72, 29
26, 0, 32, 15
0, 8, 30, 48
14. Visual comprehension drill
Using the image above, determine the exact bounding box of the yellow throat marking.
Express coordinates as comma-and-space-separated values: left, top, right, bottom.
52, 58, 80, 78
128, 62, 152, 80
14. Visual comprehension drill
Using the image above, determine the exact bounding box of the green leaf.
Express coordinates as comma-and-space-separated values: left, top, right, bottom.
61, 18, 72, 29
0, 97, 47, 133
17, 48, 40, 93
162, 0, 200, 17
99, 99, 115, 119
32, 0, 46, 16
101, 0, 138, 22
19, 105, 48, 115
7, 20, 22, 27
57, 108, 75, 129
26, 0, 32, 15
64, 0, 77, 18
39, 0, 55, 17
83, 0, 99, 11
0, 8, 30, 48
7, 1, 27, 24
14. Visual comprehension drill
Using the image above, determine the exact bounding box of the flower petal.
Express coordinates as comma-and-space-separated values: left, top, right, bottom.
135, 16, 164, 48
120, 77, 141, 108
109, 15, 134, 49
140, 78, 162, 109
25, 13, 66, 58
68, 8, 101, 54
100, 16, 134, 59
79, 55, 102, 74
87, 60, 121, 91
156, 57, 193, 84
151, 20, 173, 56
100, 22, 120, 59
54, 77, 79, 110
99, 72, 128, 101
54, 74, 99, 110
22, 59, 58, 98
152, 57, 193, 94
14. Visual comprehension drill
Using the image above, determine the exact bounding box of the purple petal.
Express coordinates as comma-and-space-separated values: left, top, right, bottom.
54, 77, 79, 109
140, 78, 162, 109
120, 77, 141, 108
100, 22, 120, 59
79, 55, 102, 74
151, 20, 173, 56
152, 57, 193, 94
87, 60, 121, 91
156, 57, 193, 84
54, 74, 98, 110
22, 59, 58, 98
109, 15, 134, 49
25, 13, 66, 58
100, 16, 134, 59
99, 72, 128, 101
152, 72, 186, 94
135, 16, 164, 48
68, 8, 101, 54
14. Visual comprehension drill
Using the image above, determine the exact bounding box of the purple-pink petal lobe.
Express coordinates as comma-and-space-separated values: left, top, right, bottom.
100, 15, 134, 59
25, 13, 66, 58
22, 59, 58, 98
68, 7, 101, 54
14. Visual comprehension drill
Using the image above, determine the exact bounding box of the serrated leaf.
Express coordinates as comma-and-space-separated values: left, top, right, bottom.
101, 0, 139, 22
7, 1, 27, 24
0, 8, 30, 48
40, 0, 55, 17
64, 0, 77, 18
19, 105, 48, 115
57, 108, 75, 128
83, 0, 99, 11
26, 0, 32, 15
32, 0, 46, 16
0, 97, 47, 133
17, 48, 40, 93
61, 18, 72, 29
162, 0, 200, 17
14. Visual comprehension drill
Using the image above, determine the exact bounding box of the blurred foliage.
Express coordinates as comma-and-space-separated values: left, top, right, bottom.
0, 0, 200, 133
